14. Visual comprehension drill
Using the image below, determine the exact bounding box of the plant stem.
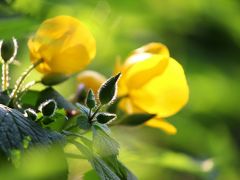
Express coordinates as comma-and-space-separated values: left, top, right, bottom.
1, 63, 9, 91
89, 104, 102, 122
88, 108, 92, 120
9, 59, 43, 103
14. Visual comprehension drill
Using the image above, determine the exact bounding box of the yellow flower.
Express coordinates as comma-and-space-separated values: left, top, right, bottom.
77, 70, 106, 95
117, 42, 189, 134
28, 15, 96, 75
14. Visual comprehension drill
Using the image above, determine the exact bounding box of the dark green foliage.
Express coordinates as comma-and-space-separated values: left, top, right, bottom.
68, 122, 137, 180
72, 141, 121, 180
37, 87, 76, 110
92, 126, 119, 157
98, 73, 121, 105
39, 99, 57, 117
76, 102, 90, 115
93, 122, 111, 135
92, 126, 137, 179
0, 104, 63, 157
102, 156, 137, 180
77, 114, 91, 130
96, 112, 116, 124
38, 109, 68, 132
24, 108, 37, 121
0, 39, 14, 62
42, 117, 55, 125
41, 73, 69, 86
86, 89, 96, 109
90, 156, 121, 180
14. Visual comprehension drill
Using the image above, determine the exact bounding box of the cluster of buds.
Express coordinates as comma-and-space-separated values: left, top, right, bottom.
0, 37, 18, 64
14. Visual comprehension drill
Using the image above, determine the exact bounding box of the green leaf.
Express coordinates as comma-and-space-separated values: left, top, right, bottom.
0, 104, 63, 157
37, 87, 76, 110
86, 89, 96, 109
42, 109, 68, 131
76, 102, 90, 115
98, 73, 121, 105
39, 99, 57, 117
71, 120, 136, 180
42, 117, 55, 125
103, 156, 137, 180
91, 156, 121, 180
63, 131, 92, 148
20, 90, 40, 108
93, 122, 111, 135
119, 113, 156, 126
24, 108, 37, 121
83, 169, 100, 180
41, 73, 69, 86
77, 114, 91, 130
96, 112, 116, 124
92, 126, 119, 157
74, 141, 120, 180
116, 161, 137, 180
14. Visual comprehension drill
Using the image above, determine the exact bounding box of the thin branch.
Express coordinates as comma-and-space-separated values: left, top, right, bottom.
9, 59, 43, 104
1, 63, 9, 91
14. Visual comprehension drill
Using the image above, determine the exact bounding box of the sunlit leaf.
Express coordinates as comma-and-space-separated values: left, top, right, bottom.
0, 104, 63, 156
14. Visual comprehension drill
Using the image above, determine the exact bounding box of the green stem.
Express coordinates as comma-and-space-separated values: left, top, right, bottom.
9, 59, 43, 103
1, 63, 9, 91
89, 105, 102, 122
88, 108, 92, 121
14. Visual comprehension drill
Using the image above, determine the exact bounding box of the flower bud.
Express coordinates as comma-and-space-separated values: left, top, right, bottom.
117, 42, 189, 134
24, 108, 37, 121
86, 89, 96, 109
28, 15, 96, 75
39, 99, 57, 117
0, 37, 18, 64
98, 73, 121, 105
41, 73, 69, 86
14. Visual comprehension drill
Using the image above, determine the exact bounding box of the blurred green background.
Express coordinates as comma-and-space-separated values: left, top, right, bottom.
1, 0, 240, 179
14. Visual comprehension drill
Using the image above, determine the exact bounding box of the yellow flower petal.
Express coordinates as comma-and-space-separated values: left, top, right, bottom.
130, 58, 189, 117
49, 45, 90, 74
118, 43, 171, 96
133, 42, 170, 56
28, 15, 96, 75
120, 43, 169, 74
124, 54, 169, 89
145, 118, 177, 135
119, 97, 143, 114
117, 42, 189, 134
